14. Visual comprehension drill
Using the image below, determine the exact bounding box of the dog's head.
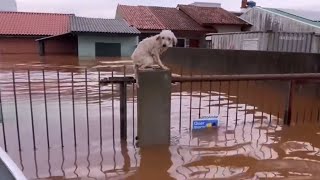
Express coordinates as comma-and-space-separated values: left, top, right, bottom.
156, 30, 177, 48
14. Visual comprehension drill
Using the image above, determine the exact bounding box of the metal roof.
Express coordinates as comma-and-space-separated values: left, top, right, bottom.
71, 16, 140, 34
277, 8, 320, 22
260, 7, 320, 28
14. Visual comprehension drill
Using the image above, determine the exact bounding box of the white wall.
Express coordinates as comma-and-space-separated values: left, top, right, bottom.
77, 34, 138, 58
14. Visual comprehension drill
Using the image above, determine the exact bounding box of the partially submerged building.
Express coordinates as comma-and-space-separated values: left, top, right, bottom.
116, 3, 249, 48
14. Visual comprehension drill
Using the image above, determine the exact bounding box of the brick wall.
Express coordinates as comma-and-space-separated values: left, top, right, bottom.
44, 37, 77, 55
0, 36, 77, 55
0, 37, 38, 54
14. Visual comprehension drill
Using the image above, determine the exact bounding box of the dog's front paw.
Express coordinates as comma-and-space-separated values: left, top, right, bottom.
162, 66, 169, 70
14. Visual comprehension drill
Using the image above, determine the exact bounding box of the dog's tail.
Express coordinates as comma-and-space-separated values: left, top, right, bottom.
134, 64, 139, 88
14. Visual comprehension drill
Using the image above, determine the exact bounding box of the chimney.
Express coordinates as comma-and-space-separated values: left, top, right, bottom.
241, 0, 247, 9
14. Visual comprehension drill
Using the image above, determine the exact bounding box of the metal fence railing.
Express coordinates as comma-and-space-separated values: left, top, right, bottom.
0, 65, 320, 179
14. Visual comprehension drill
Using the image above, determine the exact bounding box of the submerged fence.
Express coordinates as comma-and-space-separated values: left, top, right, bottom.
0, 65, 320, 179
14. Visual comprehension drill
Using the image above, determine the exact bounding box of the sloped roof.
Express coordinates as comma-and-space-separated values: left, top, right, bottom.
0, 11, 72, 36
117, 5, 165, 30
148, 6, 213, 31
177, 5, 248, 26
71, 16, 140, 34
117, 4, 216, 32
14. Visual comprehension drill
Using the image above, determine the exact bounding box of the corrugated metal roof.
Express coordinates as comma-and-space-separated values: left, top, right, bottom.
261, 7, 320, 28
0, 11, 72, 36
71, 16, 140, 34
277, 9, 320, 22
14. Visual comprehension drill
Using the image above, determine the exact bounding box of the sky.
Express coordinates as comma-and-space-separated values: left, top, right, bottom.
16, 0, 320, 18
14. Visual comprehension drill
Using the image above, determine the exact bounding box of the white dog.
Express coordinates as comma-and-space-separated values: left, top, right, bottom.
131, 30, 177, 87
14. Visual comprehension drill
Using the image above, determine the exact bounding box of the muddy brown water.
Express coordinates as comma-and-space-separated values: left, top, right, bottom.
0, 54, 320, 179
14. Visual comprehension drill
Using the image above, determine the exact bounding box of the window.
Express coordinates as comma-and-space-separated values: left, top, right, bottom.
176, 38, 186, 47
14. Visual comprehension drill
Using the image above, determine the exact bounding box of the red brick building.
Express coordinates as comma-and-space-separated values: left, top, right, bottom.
0, 11, 77, 55
116, 4, 250, 48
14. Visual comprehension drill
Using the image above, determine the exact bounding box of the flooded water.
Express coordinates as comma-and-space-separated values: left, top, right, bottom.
0, 54, 320, 179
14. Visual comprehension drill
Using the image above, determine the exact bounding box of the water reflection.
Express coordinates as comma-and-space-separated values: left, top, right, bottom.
0, 55, 320, 179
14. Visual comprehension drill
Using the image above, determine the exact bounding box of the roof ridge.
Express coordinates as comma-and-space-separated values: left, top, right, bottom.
0, 11, 74, 16
74, 16, 123, 21
145, 6, 166, 29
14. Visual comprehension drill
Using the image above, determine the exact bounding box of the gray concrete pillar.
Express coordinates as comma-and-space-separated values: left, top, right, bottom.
137, 69, 171, 147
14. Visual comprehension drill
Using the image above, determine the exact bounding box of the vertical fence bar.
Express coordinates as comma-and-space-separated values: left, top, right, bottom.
189, 71, 193, 129
244, 81, 249, 125
120, 66, 127, 141
198, 76, 202, 118
132, 79, 135, 143
98, 71, 102, 145
85, 69, 90, 146
218, 81, 221, 114
28, 70, 36, 150
179, 67, 183, 132
208, 81, 212, 114
226, 81, 230, 126
0, 90, 7, 152
235, 81, 239, 126
42, 69, 50, 149
284, 80, 293, 126
252, 81, 256, 125
269, 106, 272, 126
120, 82, 127, 141
71, 71, 76, 147
260, 82, 265, 126
12, 69, 21, 151
111, 70, 115, 144
57, 70, 64, 147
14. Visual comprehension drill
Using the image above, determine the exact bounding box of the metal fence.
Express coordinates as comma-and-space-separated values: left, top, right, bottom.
0, 65, 320, 179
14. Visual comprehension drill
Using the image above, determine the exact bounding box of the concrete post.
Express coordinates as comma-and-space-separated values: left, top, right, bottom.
137, 69, 171, 146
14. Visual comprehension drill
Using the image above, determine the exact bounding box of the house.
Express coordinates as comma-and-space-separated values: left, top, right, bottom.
0, 11, 74, 54
0, 11, 140, 58
116, 3, 249, 48
38, 16, 140, 58
240, 7, 320, 33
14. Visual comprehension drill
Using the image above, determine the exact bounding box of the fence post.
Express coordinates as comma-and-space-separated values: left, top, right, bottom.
284, 80, 294, 126
119, 82, 127, 141
137, 69, 171, 146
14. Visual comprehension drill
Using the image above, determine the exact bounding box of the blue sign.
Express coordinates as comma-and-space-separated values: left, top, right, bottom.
192, 115, 219, 130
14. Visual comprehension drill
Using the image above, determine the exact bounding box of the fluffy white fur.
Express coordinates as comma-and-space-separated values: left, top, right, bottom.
131, 30, 177, 87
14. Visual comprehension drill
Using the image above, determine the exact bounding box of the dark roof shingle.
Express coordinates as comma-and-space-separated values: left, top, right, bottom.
117, 5, 215, 32
0, 11, 72, 36
71, 16, 140, 34
178, 5, 248, 26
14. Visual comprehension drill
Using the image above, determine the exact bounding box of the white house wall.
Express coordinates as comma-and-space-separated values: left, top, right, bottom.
240, 8, 320, 33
